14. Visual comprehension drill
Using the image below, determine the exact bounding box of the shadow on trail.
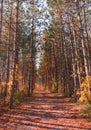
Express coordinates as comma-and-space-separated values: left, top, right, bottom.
0, 90, 91, 130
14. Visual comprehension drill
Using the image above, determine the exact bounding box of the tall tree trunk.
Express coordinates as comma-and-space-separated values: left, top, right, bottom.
9, 0, 19, 109
53, 42, 59, 93
28, 18, 35, 96
83, 0, 91, 74
0, 0, 3, 45
69, 16, 81, 89
4, 8, 12, 101
76, 0, 89, 76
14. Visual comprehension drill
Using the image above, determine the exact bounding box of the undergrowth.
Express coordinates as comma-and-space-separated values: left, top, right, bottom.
14, 90, 26, 104
80, 101, 91, 121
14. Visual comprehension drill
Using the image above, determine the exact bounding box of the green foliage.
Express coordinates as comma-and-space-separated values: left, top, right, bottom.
88, 100, 91, 105
64, 89, 71, 97
80, 103, 91, 121
14, 90, 26, 104
52, 81, 58, 93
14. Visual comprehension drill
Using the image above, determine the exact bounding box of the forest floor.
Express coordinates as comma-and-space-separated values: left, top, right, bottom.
0, 86, 91, 130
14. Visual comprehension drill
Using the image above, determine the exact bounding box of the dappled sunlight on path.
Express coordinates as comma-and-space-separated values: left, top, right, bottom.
0, 88, 91, 130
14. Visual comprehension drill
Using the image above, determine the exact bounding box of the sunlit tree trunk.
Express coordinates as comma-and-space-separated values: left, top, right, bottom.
9, 0, 19, 109
69, 16, 81, 90
28, 18, 35, 96
4, 8, 12, 101
83, 0, 91, 74
76, 0, 89, 76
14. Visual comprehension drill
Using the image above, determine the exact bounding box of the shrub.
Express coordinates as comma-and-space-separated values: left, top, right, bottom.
80, 101, 91, 121
14, 90, 26, 104
78, 76, 91, 102
52, 81, 58, 93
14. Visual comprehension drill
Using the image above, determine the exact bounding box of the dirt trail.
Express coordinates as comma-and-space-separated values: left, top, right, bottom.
0, 88, 91, 130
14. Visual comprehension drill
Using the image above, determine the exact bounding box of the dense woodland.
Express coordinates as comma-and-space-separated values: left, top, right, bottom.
0, 0, 91, 113
40, 0, 91, 101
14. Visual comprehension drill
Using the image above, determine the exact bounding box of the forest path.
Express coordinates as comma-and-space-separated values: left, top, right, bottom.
0, 87, 91, 130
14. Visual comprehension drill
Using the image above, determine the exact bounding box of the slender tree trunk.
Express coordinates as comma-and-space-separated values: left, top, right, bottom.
0, 0, 3, 45
83, 1, 91, 74
53, 42, 58, 93
28, 17, 35, 96
4, 8, 12, 101
69, 16, 81, 88
76, 0, 89, 76
9, 0, 19, 109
